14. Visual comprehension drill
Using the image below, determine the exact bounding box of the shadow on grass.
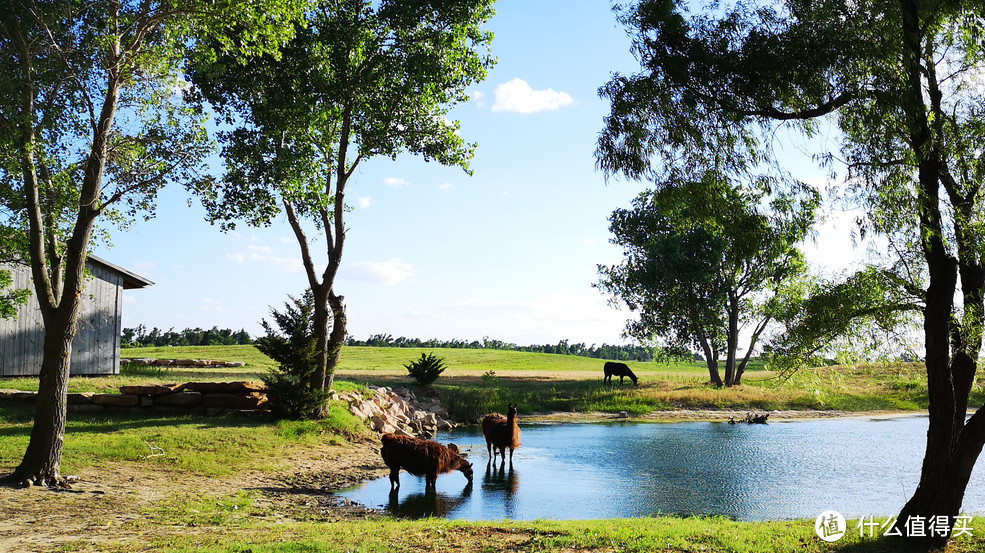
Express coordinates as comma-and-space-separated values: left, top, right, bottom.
0, 407, 277, 439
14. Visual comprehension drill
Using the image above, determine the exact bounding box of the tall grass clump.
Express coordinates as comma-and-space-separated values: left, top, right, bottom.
441, 387, 502, 423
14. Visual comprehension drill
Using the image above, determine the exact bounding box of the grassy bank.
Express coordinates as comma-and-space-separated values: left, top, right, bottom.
2, 344, 966, 418
74, 509, 985, 552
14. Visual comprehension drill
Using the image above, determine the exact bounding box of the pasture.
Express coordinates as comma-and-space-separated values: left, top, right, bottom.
2, 345, 985, 551
0, 345, 969, 417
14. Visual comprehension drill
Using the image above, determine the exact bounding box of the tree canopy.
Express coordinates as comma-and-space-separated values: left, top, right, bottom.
598, 171, 817, 386
598, 0, 985, 547
0, 0, 307, 486
187, 0, 496, 417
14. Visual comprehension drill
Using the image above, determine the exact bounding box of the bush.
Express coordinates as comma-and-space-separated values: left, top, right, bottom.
404, 352, 447, 386
255, 291, 331, 420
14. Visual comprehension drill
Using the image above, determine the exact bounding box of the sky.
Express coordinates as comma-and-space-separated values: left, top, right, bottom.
91, 0, 868, 347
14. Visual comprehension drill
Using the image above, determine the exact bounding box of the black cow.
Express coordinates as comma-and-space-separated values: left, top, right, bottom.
603, 361, 638, 385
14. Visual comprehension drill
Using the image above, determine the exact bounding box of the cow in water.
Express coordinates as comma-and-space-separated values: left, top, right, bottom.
603, 361, 638, 385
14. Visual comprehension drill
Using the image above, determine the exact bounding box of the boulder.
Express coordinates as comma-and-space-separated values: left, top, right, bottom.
202, 393, 268, 409
67, 393, 94, 405
154, 391, 203, 407
119, 384, 185, 396
92, 394, 139, 407
182, 381, 266, 394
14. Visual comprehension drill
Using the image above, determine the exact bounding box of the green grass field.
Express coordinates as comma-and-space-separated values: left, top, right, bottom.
2, 345, 972, 417
3, 345, 985, 552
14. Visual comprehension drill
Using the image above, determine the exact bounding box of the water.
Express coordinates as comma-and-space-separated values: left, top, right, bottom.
339, 416, 985, 521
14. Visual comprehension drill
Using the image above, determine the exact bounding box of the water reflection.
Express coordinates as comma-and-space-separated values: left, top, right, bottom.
386, 483, 473, 518
482, 459, 520, 518
340, 417, 985, 521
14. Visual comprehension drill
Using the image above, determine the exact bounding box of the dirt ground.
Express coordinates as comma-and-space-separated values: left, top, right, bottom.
0, 437, 390, 553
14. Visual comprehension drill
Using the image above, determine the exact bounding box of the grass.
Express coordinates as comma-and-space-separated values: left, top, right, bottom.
67, 511, 985, 552
3, 346, 985, 552
0, 402, 367, 476
2, 345, 973, 417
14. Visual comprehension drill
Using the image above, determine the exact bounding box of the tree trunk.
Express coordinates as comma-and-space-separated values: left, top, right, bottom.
892, 2, 985, 548
7, 314, 75, 486
310, 283, 331, 418
723, 293, 739, 387
696, 329, 723, 386
325, 292, 346, 392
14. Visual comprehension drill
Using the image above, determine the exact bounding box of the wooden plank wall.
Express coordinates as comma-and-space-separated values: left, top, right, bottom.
0, 262, 123, 377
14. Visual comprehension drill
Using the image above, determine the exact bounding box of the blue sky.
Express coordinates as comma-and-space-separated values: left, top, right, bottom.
92, 1, 866, 346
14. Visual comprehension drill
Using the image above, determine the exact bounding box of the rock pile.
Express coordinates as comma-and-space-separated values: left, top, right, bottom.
122, 358, 247, 368
334, 385, 455, 439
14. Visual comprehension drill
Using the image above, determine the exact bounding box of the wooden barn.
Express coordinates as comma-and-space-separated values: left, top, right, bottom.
0, 255, 153, 377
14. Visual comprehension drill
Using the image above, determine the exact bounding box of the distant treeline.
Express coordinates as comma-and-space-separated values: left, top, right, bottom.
344, 334, 659, 361
122, 325, 253, 348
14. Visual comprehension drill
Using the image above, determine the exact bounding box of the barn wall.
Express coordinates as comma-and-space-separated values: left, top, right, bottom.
0, 262, 123, 377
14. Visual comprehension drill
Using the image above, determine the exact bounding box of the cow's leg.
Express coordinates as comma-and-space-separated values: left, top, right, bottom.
389, 468, 400, 491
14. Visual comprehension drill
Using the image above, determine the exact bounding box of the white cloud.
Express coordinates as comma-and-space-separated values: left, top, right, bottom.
472, 90, 486, 108
226, 244, 304, 273
439, 182, 454, 192
344, 258, 414, 286
359, 196, 373, 209
442, 297, 528, 311
383, 177, 411, 188
492, 78, 574, 114
584, 238, 600, 247
199, 297, 228, 313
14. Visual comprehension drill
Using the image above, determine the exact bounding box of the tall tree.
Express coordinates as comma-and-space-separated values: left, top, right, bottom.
598, 171, 816, 386
188, 0, 495, 417
598, 0, 985, 547
0, 0, 305, 486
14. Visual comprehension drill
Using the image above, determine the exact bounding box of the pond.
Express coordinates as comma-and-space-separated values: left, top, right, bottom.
339, 415, 985, 521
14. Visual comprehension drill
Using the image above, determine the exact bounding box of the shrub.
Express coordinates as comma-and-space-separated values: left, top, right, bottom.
404, 352, 447, 386
255, 291, 331, 420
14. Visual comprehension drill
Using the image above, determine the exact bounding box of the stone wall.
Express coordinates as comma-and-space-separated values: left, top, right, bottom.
122, 358, 246, 368
0, 382, 457, 440
0, 381, 268, 416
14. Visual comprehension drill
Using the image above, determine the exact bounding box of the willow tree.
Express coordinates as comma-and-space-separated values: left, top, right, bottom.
0, 0, 306, 486
188, 0, 495, 417
598, 0, 985, 547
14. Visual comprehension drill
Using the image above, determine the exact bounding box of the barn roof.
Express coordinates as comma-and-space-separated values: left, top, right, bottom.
87, 255, 154, 290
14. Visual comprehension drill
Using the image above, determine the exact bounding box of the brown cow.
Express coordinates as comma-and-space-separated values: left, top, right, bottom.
380, 433, 473, 491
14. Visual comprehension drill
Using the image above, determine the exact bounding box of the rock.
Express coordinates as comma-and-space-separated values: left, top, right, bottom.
154, 391, 203, 407
182, 381, 266, 394
92, 394, 139, 407
68, 404, 104, 414
118, 384, 184, 396
66, 393, 94, 404
202, 392, 268, 409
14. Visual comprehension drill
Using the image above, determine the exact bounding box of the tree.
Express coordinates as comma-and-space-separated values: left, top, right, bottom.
255, 291, 330, 419
0, 0, 305, 486
597, 171, 816, 386
187, 0, 495, 417
598, 0, 985, 547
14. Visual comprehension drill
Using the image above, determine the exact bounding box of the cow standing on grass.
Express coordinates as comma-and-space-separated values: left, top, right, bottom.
603, 361, 638, 385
